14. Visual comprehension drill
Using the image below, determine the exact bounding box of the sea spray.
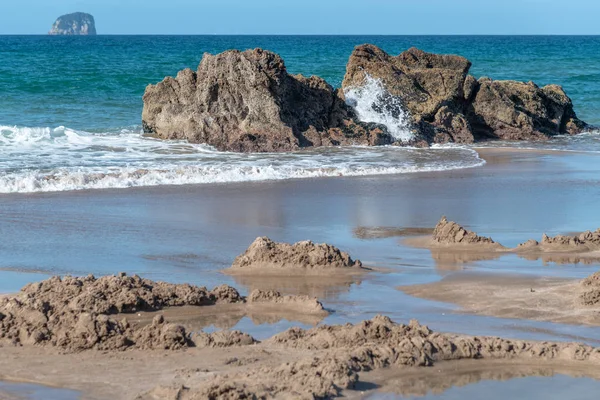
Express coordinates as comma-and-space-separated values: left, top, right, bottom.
0, 125, 485, 193
344, 75, 414, 142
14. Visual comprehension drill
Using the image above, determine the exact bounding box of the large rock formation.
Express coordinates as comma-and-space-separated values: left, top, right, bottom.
49, 12, 97, 36
142, 45, 588, 152
342, 44, 587, 143
142, 49, 393, 152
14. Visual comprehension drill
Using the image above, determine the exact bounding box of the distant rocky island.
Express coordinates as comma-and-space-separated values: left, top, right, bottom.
49, 12, 96, 35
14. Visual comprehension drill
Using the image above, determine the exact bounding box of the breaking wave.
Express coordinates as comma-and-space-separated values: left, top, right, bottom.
0, 125, 485, 193
344, 74, 413, 142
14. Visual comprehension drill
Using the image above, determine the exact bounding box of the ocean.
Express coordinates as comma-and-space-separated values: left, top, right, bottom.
0, 35, 599, 193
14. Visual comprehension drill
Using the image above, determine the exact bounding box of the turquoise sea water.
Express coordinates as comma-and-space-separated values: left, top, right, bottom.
0, 36, 599, 192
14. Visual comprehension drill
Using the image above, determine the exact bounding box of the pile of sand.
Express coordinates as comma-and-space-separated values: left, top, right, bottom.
143, 315, 600, 399
246, 289, 325, 314
518, 229, 600, 253
0, 274, 325, 352
406, 217, 600, 260
224, 236, 365, 275
433, 216, 501, 247
581, 271, 600, 306
20, 273, 243, 314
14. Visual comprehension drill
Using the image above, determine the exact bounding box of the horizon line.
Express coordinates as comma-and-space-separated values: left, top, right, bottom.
3, 33, 600, 37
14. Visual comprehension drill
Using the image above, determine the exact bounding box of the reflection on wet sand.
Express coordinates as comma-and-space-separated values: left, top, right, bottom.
426, 248, 600, 269
518, 253, 600, 266
0, 381, 80, 400
367, 360, 600, 398
128, 304, 327, 332
229, 274, 362, 300
353, 227, 434, 240
429, 249, 503, 270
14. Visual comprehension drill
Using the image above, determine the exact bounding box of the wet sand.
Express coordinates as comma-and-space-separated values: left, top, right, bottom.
3, 311, 600, 400
1, 342, 597, 400
2, 147, 600, 398
401, 272, 600, 326
365, 360, 600, 399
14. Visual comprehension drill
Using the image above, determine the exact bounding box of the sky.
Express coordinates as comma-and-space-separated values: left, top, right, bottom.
2, 0, 600, 35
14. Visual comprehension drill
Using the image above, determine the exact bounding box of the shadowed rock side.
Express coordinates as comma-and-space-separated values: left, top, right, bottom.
49, 12, 97, 35
342, 44, 587, 144
0, 274, 325, 352
433, 216, 502, 248
143, 316, 600, 399
142, 48, 393, 152
224, 236, 365, 275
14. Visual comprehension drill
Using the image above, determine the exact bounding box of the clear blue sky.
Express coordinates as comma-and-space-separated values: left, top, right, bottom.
2, 0, 600, 35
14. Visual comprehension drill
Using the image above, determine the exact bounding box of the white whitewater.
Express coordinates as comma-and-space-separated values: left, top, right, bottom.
343, 74, 414, 142
0, 125, 485, 193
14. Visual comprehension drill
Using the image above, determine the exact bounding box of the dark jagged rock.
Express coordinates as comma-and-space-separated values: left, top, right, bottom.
142, 49, 393, 152
342, 44, 587, 144
49, 12, 97, 36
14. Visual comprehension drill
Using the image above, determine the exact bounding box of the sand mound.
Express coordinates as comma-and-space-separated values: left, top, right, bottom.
0, 274, 324, 352
225, 236, 364, 275
433, 216, 500, 247
580, 271, 600, 306
19, 274, 243, 315
167, 315, 600, 399
518, 230, 600, 253
191, 330, 257, 349
247, 289, 325, 314
189, 355, 356, 399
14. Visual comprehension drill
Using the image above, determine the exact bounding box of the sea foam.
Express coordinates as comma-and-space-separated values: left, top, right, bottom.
344, 74, 414, 142
0, 125, 485, 193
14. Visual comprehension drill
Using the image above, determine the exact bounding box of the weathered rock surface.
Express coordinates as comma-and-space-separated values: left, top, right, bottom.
433, 216, 501, 247
471, 79, 586, 140
142, 48, 393, 152
49, 12, 96, 35
143, 45, 587, 152
225, 236, 364, 275
342, 44, 587, 144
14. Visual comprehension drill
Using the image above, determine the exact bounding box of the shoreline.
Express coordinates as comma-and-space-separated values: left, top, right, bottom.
2, 145, 600, 397
0, 145, 594, 199
400, 271, 600, 327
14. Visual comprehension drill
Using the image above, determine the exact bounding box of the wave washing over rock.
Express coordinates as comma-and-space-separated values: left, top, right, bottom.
143, 45, 588, 152
0, 125, 485, 193
343, 74, 414, 142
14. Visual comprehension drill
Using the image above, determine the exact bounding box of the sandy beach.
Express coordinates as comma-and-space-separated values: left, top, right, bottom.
2, 147, 600, 398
